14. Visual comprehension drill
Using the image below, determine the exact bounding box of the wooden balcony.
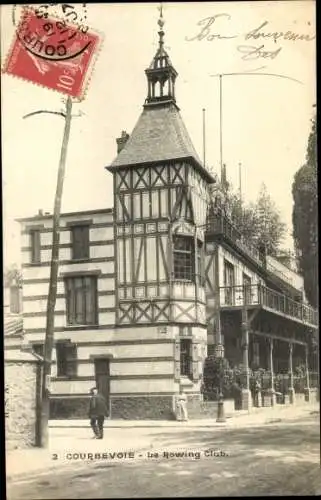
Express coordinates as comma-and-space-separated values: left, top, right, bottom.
219, 284, 318, 327
205, 214, 265, 267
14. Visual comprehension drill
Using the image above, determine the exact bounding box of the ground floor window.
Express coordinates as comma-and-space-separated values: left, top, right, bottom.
180, 338, 192, 377
56, 342, 77, 377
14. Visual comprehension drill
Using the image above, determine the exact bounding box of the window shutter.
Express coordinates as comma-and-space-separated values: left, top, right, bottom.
174, 340, 180, 381
191, 341, 199, 382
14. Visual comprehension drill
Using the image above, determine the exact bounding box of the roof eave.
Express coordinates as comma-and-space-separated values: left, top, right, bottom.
106, 156, 217, 184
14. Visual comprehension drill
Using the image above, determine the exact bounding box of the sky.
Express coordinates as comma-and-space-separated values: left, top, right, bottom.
1, 1, 316, 269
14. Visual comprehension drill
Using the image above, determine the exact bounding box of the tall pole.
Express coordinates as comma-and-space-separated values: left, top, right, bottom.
40, 96, 73, 447
202, 108, 206, 168
219, 74, 223, 182
239, 162, 243, 230
239, 162, 242, 204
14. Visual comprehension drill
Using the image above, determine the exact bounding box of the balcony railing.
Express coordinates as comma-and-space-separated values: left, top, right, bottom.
206, 215, 265, 267
219, 284, 318, 326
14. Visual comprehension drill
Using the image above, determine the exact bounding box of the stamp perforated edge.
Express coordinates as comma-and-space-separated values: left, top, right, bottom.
2, 6, 104, 102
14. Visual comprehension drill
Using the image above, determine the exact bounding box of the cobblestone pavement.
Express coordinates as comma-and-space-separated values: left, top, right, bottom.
6, 410, 320, 499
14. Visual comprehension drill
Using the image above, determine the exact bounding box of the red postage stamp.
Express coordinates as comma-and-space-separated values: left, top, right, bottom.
3, 7, 100, 100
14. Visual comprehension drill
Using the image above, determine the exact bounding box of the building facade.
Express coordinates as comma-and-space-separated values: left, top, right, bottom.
16, 14, 318, 418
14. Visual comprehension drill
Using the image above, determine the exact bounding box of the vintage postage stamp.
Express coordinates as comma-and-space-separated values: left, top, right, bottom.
3, 6, 100, 99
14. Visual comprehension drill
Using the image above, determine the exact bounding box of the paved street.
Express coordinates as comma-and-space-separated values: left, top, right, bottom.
7, 409, 320, 499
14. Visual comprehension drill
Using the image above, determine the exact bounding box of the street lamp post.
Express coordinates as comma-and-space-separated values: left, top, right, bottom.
216, 343, 226, 423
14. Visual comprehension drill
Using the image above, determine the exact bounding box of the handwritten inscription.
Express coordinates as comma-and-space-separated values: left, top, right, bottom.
186, 15, 315, 63
186, 14, 238, 41
245, 21, 315, 43
237, 44, 282, 61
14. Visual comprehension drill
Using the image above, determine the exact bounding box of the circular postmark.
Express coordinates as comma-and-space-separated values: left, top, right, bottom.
12, 4, 91, 62
12, 3, 88, 30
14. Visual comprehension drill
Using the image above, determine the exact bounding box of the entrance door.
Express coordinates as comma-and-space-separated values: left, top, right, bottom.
94, 358, 110, 409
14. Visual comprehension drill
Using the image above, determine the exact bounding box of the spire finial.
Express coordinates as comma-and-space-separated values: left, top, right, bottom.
158, 2, 164, 29
157, 2, 165, 50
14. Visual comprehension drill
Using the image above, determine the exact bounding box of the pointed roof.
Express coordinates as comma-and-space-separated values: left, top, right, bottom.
109, 103, 199, 166
106, 5, 216, 184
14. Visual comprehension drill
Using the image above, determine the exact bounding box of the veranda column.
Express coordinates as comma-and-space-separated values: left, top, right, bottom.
304, 344, 311, 402
268, 338, 276, 406
241, 306, 251, 411
288, 343, 295, 404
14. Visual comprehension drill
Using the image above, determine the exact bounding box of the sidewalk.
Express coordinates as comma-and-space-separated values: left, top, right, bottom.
6, 403, 319, 482
49, 402, 319, 428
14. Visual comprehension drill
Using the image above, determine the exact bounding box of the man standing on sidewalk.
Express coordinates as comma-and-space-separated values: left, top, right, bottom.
88, 387, 109, 439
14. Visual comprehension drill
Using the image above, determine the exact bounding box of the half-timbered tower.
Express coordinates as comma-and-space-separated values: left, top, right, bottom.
106, 12, 215, 399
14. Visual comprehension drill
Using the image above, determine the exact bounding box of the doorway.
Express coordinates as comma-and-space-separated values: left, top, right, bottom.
94, 358, 110, 411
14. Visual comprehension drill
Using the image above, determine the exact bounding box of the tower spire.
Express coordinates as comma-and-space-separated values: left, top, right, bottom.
144, 3, 178, 107
157, 2, 165, 53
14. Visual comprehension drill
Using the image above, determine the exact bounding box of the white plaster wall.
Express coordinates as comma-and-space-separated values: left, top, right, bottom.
50, 377, 175, 395
24, 326, 177, 347
110, 379, 175, 394
110, 361, 174, 376
77, 343, 174, 359
218, 246, 264, 288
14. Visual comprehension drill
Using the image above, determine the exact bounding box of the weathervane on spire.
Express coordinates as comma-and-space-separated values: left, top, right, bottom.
157, 2, 165, 50
158, 2, 164, 28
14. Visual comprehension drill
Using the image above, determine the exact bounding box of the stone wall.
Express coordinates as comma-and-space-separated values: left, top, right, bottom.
5, 359, 40, 450
111, 395, 175, 419
50, 395, 176, 419
50, 397, 90, 419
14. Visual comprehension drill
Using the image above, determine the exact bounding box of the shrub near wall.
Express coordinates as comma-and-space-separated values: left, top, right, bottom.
5, 355, 40, 450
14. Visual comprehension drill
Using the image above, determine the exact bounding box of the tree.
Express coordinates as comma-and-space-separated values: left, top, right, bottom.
212, 179, 287, 256
253, 183, 287, 256
292, 113, 317, 307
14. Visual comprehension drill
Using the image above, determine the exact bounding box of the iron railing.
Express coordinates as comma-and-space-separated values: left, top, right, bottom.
205, 215, 265, 267
219, 284, 318, 326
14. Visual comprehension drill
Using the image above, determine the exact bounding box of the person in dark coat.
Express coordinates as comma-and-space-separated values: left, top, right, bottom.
88, 387, 108, 439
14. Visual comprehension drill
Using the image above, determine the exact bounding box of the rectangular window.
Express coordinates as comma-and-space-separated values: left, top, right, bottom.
243, 273, 252, 305
173, 236, 194, 281
71, 225, 90, 260
56, 342, 77, 377
224, 260, 235, 305
64, 276, 98, 326
180, 339, 192, 377
30, 229, 41, 263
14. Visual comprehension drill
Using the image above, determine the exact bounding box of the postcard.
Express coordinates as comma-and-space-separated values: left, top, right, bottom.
2, 2, 319, 499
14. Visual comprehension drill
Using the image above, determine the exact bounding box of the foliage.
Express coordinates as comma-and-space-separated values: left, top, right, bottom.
202, 357, 243, 400
4, 264, 22, 288
209, 179, 287, 256
292, 113, 317, 307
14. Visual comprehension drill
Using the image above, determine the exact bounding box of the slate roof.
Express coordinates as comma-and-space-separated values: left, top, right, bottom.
109, 103, 203, 170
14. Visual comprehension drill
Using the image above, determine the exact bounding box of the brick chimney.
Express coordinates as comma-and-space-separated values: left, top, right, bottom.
116, 131, 129, 154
